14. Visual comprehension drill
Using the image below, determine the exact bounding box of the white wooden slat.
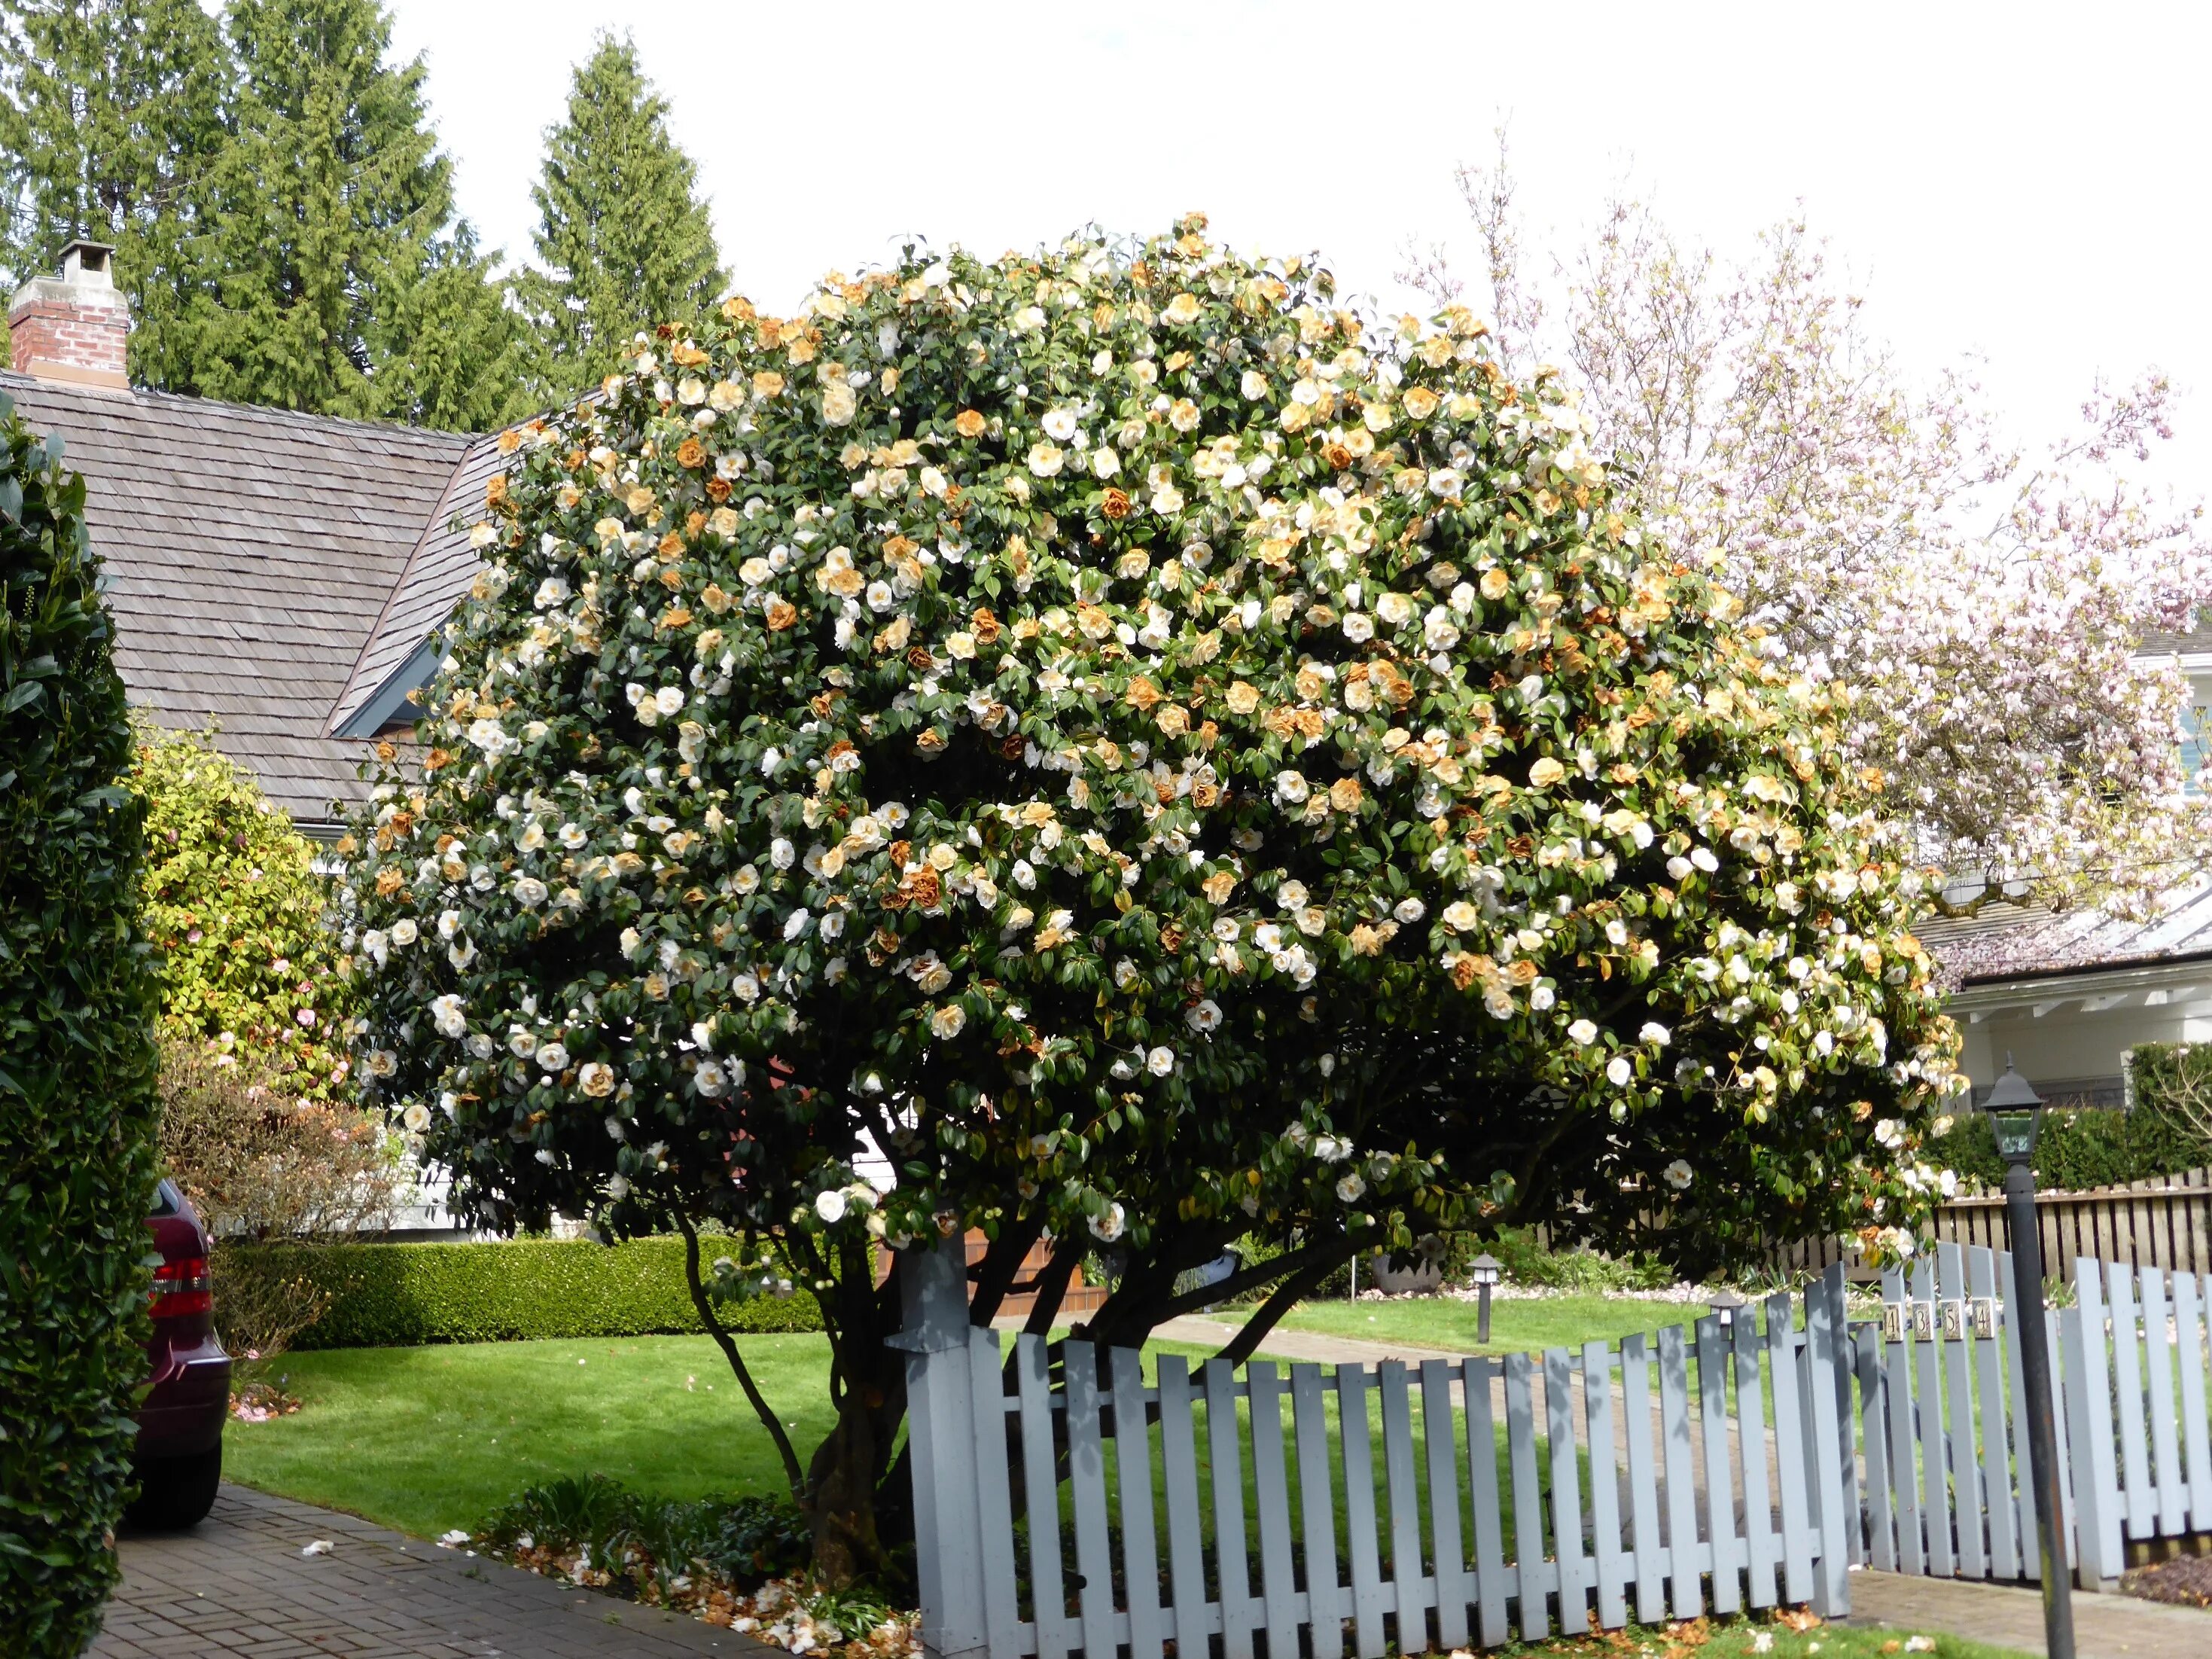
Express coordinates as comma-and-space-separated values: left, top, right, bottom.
1245, 1363, 1302, 1659
1205, 1359, 1257, 1659
1544, 1348, 1590, 1635
1882, 1267, 1925, 1576
1504, 1353, 1552, 1639
2140, 1267, 2186, 1536
2107, 1263, 2155, 1541
1764, 1297, 1814, 1608
1420, 1359, 1471, 1649
1657, 1325, 1704, 1618
1731, 1310, 1777, 1610
1580, 1341, 1628, 1631
1619, 1334, 1668, 1625
1336, 1365, 1389, 1659
1854, 1325, 1897, 1573
1803, 1269, 1853, 1621
1377, 1362, 1430, 1650
1967, 1247, 2020, 1581
2174, 1273, 2212, 1530
1909, 1258, 1955, 1578
1694, 1316, 1741, 1615
1462, 1357, 1512, 1649
1936, 1243, 1986, 1579
1016, 1334, 1074, 1659
2070, 1262, 2125, 1586
1155, 1356, 1214, 1650
1820, 1268, 1860, 1575
1062, 1343, 1117, 1659
1107, 1347, 1164, 1659
1997, 1251, 2040, 1584
1290, 1364, 1345, 1659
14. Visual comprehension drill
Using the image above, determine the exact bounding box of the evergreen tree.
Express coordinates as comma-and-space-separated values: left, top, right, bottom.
183, 0, 523, 428
0, 0, 230, 383
515, 35, 723, 398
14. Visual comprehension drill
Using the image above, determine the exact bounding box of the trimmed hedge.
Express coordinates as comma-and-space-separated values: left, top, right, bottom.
225, 1237, 824, 1349
1933, 1061, 2212, 1193
0, 401, 161, 1654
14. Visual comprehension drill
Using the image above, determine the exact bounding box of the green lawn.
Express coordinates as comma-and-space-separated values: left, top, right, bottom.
1239, 1291, 1735, 1356
224, 1333, 839, 1539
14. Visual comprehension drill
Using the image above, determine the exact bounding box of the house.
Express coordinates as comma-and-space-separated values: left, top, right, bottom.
1923, 622, 2212, 1109
8, 241, 495, 1233
4, 239, 489, 837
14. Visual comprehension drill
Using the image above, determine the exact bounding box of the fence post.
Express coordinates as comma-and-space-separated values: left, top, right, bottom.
888, 1237, 992, 1659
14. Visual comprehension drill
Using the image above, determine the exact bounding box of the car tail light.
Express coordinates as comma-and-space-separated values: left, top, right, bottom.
151, 1255, 212, 1319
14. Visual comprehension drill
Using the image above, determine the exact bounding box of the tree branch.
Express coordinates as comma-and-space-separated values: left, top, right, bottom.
1215, 1255, 1341, 1368
678, 1215, 806, 1499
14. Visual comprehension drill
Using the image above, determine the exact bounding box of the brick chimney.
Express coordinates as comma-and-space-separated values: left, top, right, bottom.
8, 239, 129, 389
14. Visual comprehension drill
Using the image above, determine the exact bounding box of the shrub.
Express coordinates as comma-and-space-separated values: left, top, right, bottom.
1930, 1054, 2212, 1193
475, 1475, 811, 1594
0, 400, 162, 1652
221, 1235, 824, 1349
131, 722, 355, 1099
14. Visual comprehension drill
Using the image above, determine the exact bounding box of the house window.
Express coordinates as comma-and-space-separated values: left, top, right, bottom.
2186, 702, 2210, 796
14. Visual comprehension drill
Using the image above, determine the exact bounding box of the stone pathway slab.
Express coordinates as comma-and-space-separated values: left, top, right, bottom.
1846, 1569, 2212, 1657
93, 1483, 760, 1659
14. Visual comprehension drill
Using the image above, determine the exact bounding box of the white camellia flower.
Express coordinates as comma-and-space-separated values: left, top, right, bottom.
1043, 408, 1079, 441
1664, 1160, 1694, 1191
1393, 898, 1425, 925
655, 686, 685, 717
1568, 1018, 1598, 1045
429, 994, 467, 1038
513, 877, 549, 908
1089, 1202, 1127, 1243
538, 1041, 571, 1072
1274, 770, 1309, 804
402, 1100, 431, 1133
695, 1058, 728, 1096
1606, 1056, 1633, 1087
1640, 1022, 1672, 1045
931, 1005, 966, 1038
815, 1188, 849, 1224
388, 918, 418, 947
771, 838, 795, 869
1145, 1045, 1175, 1075
578, 1063, 615, 1097
1336, 1172, 1366, 1203
1187, 999, 1222, 1032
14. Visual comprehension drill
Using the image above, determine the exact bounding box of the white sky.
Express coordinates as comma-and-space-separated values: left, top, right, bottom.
382, 0, 2212, 487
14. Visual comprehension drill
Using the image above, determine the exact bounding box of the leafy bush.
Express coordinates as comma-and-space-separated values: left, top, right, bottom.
476, 1474, 810, 1593
0, 400, 162, 1652
1485, 1227, 1674, 1292
1930, 1057, 2212, 1193
131, 723, 355, 1097
223, 1235, 824, 1348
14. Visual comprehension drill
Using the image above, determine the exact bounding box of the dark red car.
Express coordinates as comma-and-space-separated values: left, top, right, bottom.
129, 1179, 230, 1527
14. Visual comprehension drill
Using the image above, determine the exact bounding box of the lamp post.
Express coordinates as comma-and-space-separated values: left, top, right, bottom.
1469, 1252, 1501, 1345
1708, 1288, 1747, 1336
1979, 1060, 2073, 1659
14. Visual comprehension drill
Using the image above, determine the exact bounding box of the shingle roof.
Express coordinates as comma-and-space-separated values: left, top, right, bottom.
0, 371, 471, 828
327, 429, 508, 737
1921, 878, 2212, 987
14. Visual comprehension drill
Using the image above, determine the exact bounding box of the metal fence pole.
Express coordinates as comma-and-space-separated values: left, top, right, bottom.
2007, 1163, 2076, 1659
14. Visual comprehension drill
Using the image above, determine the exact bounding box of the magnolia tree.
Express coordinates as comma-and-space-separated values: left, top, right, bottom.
342, 218, 1960, 1579
1405, 151, 2212, 920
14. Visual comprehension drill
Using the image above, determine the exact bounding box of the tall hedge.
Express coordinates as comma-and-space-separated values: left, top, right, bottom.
0, 397, 161, 1653
227, 1237, 824, 1348
1933, 1053, 2212, 1193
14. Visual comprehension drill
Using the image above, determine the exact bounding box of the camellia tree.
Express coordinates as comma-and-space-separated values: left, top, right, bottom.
342, 218, 1961, 1580
1406, 148, 2212, 920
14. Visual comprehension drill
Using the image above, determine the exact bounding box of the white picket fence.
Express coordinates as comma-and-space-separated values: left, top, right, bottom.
897, 1239, 2212, 1659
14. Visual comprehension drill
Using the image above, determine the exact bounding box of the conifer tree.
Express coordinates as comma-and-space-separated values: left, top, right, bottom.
0, 0, 230, 384
515, 35, 723, 399
184, 0, 523, 428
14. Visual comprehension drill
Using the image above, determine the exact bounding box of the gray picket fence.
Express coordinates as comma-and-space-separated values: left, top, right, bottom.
900, 1239, 2212, 1659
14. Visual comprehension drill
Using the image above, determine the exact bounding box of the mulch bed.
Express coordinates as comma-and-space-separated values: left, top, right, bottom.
2122, 1551, 2212, 1607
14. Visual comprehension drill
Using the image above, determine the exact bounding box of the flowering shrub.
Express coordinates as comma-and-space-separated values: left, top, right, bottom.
133, 723, 355, 1096
1421, 158, 2212, 919
343, 218, 1960, 1573
0, 399, 160, 1652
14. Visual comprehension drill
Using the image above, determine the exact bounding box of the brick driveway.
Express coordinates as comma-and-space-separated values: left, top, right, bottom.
94, 1483, 758, 1658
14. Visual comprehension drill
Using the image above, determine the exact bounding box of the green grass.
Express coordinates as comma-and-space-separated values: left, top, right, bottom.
1501, 1624, 2028, 1659
223, 1334, 839, 1539
1233, 1292, 1734, 1357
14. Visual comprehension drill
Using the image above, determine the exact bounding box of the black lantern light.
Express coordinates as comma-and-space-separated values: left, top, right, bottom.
1981, 1057, 2048, 1164
1469, 1252, 1501, 1345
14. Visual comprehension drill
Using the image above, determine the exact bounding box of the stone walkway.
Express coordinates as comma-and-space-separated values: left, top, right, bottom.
1849, 1569, 2212, 1657
93, 1483, 758, 1659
